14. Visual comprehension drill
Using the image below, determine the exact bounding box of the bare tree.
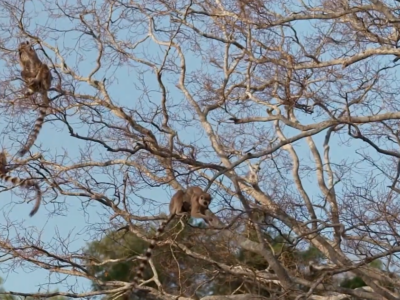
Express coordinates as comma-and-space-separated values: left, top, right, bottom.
0, 0, 400, 299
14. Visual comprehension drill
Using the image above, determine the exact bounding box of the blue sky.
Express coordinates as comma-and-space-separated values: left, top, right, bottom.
0, 0, 394, 296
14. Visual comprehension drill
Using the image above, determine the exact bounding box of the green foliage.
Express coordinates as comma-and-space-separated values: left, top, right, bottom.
339, 259, 387, 289
238, 221, 325, 273
84, 227, 159, 290
84, 216, 329, 298
298, 245, 325, 262
84, 218, 220, 298
340, 276, 366, 289
368, 259, 383, 270
211, 217, 326, 296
